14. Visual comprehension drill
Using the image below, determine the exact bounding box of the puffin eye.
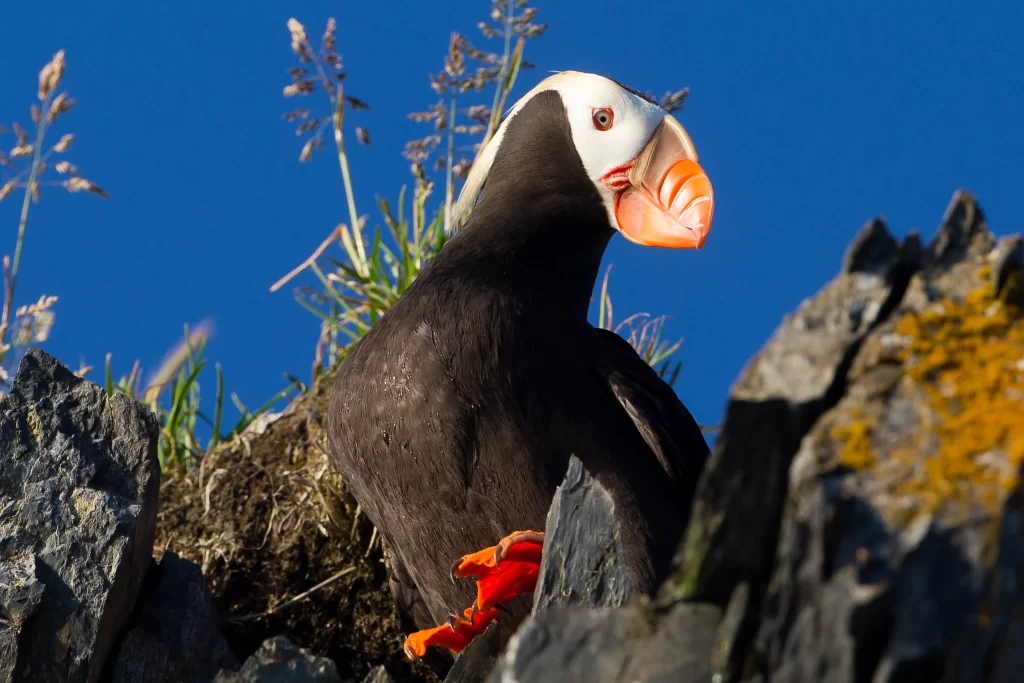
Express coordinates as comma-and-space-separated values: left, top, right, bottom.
592, 108, 614, 131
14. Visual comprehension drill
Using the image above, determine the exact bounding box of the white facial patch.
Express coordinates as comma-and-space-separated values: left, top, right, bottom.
545, 72, 667, 181
452, 71, 668, 231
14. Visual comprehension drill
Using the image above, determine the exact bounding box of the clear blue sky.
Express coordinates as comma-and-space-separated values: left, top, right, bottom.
2, 1, 1022, 439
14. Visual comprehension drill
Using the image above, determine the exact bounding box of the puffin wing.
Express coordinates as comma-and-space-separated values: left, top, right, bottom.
380, 535, 434, 634
593, 327, 710, 488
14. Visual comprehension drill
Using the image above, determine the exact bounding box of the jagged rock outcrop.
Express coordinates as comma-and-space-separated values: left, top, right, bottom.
742, 196, 1024, 683
532, 456, 632, 614
0, 348, 161, 683
485, 458, 721, 683
662, 190, 1024, 683
108, 551, 238, 683
444, 457, 636, 683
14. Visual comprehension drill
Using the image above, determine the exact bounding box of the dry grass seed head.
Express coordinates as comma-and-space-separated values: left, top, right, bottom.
38, 50, 66, 100
281, 16, 370, 162
63, 176, 108, 198
52, 134, 73, 153
48, 93, 75, 122
0, 52, 105, 205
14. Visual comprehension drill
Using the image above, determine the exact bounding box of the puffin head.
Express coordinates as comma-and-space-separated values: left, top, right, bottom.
453, 70, 714, 250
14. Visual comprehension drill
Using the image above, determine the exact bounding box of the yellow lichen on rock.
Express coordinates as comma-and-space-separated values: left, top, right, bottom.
877, 273, 1024, 518
831, 407, 877, 470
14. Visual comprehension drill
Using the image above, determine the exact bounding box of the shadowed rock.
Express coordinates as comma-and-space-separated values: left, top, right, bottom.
743, 194, 1024, 682
0, 347, 160, 683
479, 456, 718, 683
441, 623, 501, 683
437, 457, 631, 683
362, 665, 399, 683
533, 456, 631, 614
657, 206, 924, 680
213, 636, 341, 683
667, 215, 921, 610
108, 551, 238, 683
486, 601, 720, 683
945, 471, 1024, 683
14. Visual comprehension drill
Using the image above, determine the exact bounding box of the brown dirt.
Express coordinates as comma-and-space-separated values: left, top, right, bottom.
155, 372, 441, 682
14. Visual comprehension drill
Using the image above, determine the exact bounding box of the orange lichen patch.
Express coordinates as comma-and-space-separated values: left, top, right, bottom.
885, 278, 1024, 517
833, 407, 878, 470
826, 264, 1024, 532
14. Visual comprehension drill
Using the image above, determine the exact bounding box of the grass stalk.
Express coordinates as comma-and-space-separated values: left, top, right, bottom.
331, 89, 368, 276
1, 93, 52, 344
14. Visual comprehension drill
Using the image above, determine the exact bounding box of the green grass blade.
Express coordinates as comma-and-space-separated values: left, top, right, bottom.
209, 362, 224, 451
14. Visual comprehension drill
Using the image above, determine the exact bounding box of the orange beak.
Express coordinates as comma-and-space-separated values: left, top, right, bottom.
607, 115, 714, 249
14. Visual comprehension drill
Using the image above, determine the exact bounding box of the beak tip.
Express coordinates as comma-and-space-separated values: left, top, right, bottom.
615, 133, 714, 250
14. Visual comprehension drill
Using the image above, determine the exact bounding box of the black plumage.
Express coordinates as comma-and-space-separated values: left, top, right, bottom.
326, 88, 710, 644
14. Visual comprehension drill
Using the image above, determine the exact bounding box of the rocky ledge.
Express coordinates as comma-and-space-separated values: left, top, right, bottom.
2, 191, 1022, 683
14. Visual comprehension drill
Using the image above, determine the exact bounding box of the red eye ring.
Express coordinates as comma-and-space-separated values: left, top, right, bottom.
592, 108, 614, 131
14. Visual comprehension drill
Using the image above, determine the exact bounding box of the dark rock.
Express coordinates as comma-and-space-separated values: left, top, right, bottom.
743, 194, 1005, 682
0, 347, 160, 683
362, 665, 399, 683
441, 623, 501, 683
693, 191, 1024, 683
480, 457, 711, 683
436, 458, 628, 683
107, 551, 238, 683
667, 213, 920, 609
486, 601, 721, 683
944, 474, 1024, 683
212, 636, 341, 683
533, 456, 631, 614
928, 189, 994, 267
653, 205, 924, 681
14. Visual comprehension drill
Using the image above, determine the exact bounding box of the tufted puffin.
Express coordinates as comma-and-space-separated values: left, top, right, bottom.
326, 70, 714, 662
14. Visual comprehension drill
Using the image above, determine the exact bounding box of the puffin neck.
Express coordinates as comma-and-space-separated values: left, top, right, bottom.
440, 90, 615, 320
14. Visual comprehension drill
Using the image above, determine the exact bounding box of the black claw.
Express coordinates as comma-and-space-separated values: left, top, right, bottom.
450, 557, 463, 584
447, 614, 460, 632
494, 603, 513, 616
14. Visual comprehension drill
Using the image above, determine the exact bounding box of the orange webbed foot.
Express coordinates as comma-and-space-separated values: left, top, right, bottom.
402, 605, 502, 660
452, 530, 546, 615
401, 530, 546, 661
